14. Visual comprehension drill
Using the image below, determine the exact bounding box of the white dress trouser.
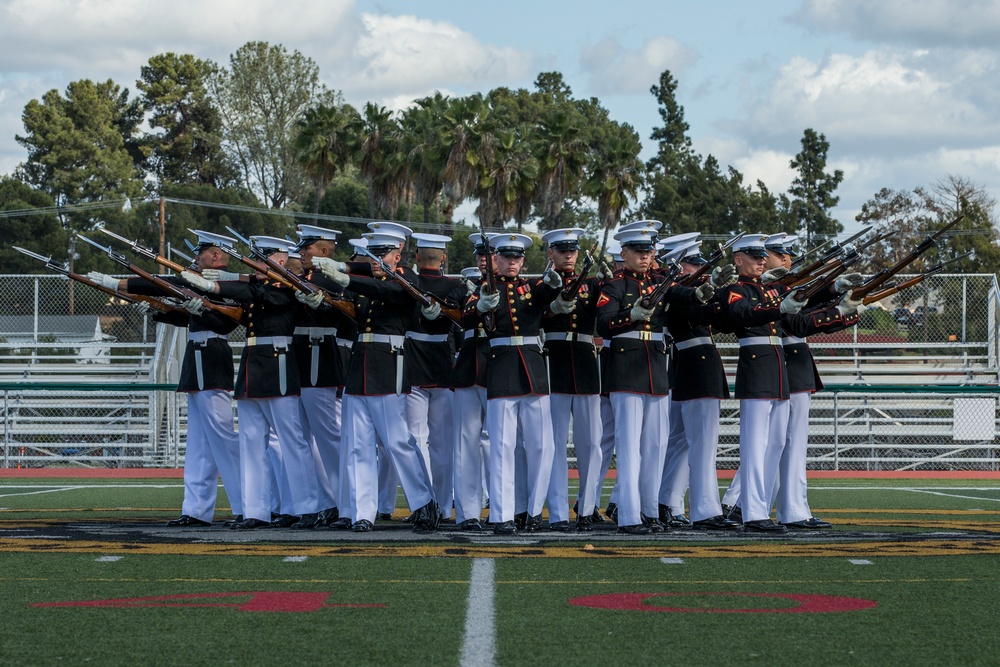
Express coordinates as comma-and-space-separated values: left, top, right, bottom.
377, 440, 399, 514
453, 386, 490, 523
487, 395, 554, 524
598, 395, 617, 508
183, 389, 242, 521
733, 398, 790, 522
549, 393, 602, 522
658, 397, 690, 514
609, 392, 669, 527
300, 387, 341, 511
671, 398, 724, 522
775, 391, 812, 523
238, 396, 319, 521
407, 387, 455, 517
344, 393, 433, 524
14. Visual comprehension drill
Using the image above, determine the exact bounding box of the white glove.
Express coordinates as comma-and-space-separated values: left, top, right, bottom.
86, 271, 120, 290
595, 261, 612, 282
834, 272, 864, 294
421, 301, 442, 320
761, 266, 789, 283
182, 297, 205, 316
542, 269, 563, 290
694, 282, 715, 303
630, 302, 654, 322
295, 290, 325, 310
836, 290, 866, 317
312, 256, 349, 287
477, 289, 500, 312
463, 278, 477, 297
710, 264, 738, 289
131, 300, 151, 315
550, 295, 576, 315
201, 269, 241, 282
780, 292, 805, 314
180, 270, 217, 292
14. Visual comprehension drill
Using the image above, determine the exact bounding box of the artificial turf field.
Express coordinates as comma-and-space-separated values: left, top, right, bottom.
1, 474, 999, 666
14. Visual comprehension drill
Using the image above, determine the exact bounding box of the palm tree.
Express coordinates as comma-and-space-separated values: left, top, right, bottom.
292, 102, 361, 216
535, 106, 588, 230
584, 122, 645, 257
476, 126, 539, 231
358, 102, 407, 219
439, 94, 494, 228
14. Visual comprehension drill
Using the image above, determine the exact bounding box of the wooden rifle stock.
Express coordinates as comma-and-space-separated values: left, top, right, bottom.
560, 252, 595, 300
479, 225, 497, 331
639, 264, 682, 310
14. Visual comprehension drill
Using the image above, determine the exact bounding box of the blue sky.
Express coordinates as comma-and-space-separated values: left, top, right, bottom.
2, 0, 999, 235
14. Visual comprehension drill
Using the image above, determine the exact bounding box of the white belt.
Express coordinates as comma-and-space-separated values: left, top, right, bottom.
544, 332, 595, 345
357, 333, 405, 347
612, 330, 664, 342
739, 336, 782, 347
246, 335, 292, 348
294, 326, 338, 339
335, 338, 354, 349
489, 336, 541, 347
188, 331, 224, 344
782, 336, 806, 345
674, 336, 713, 351
463, 329, 488, 340
405, 332, 449, 343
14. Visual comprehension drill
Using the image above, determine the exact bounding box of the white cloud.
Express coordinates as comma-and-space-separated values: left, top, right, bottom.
581, 36, 696, 95
792, 0, 1000, 47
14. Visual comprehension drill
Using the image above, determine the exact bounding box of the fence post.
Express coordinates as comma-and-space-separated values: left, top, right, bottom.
833, 391, 839, 471
3, 389, 8, 468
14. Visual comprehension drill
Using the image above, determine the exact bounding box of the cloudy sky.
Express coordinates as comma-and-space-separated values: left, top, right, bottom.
2, 0, 999, 233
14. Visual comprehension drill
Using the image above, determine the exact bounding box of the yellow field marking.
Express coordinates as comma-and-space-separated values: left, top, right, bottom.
1, 538, 999, 558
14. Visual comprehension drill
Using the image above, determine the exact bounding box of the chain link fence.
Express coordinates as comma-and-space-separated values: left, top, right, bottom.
0, 273, 998, 469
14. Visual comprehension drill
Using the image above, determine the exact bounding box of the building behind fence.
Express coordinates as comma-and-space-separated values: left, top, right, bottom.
1, 273, 998, 470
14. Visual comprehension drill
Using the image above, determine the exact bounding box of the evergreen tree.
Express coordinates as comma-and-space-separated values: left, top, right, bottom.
787, 128, 844, 246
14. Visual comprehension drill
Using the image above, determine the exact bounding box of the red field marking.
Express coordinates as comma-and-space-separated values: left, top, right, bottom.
32, 592, 386, 613
568, 592, 877, 613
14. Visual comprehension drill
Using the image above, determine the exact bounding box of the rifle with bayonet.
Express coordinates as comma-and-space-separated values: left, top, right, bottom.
678, 232, 746, 287
223, 226, 356, 319
789, 237, 834, 271
638, 260, 683, 310
98, 228, 195, 275
13, 245, 183, 315
479, 222, 497, 331
787, 229, 896, 303
779, 227, 872, 287
77, 235, 244, 322
861, 252, 972, 305
559, 250, 595, 300
848, 215, 964, 301
353, 245, 463, 326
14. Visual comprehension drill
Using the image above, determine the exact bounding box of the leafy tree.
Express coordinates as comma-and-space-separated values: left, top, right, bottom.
0, 177, 69, 274
787, 128, 844, 246
137, 52, 237, 190
400, 94, 448, 226
535, 105, 588, 231
585, 121, 644, 256
475, 126, 539, 231
208, 41, 334, 209
440, 94, 494, 228
357, 103, 407, 219
292, 102, 361, 216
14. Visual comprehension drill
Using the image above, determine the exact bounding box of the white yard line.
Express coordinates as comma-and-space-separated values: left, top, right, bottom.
0, 484, 184, 499
899, 489, 1000, 503
460, 558, 496, 667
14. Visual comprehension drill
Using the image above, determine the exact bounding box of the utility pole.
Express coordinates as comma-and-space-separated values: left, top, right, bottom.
158, 197, 166, 257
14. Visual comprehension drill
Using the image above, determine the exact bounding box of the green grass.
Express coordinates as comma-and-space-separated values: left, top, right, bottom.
0, 476, 999, 665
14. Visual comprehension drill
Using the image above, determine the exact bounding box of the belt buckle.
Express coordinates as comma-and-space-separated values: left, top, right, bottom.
478, 329, 487, 338
246, 337, 256, 347
509, 335, 524, 346
639, 331, 652, 341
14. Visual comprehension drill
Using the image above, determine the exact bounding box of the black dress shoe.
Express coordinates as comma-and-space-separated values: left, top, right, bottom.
617, 524, 651, 535
657, 503, 674, 525
290, 513, 320, 529
726, 505, 743, 524
328, 517, 353, 530
230, 518, 269, 530
669, 513, 691, 528
606, 503, 618, 525
166, 515, 211, 527
270, 514, 299, 528
402, 511, 417, 524
641, 513, 667, 533
692, 515, 741, 531
523, 514, 544, 533
459, 518, 485, 532
351, 519, 373, 532
576, 516, 594, 532
223, 515, 244, 527
318, 507, 339, 526
743, 519, 788, 533
590, 508, 606, 523
492, 520, 517, 535
413, 500, 441, 532
783, 517, 832, 530
376, 512, 394, 521
549, 520, 572, 533
513, 512, 528, 530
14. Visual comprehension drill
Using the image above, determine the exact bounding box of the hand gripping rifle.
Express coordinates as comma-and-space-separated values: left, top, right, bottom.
779, 226, 872, 288
353, 245, 463, 326
76, 235, 244, 322
849, 215, 964, 301
478, 222, 498, 331
223, 226, 356, 319
638, 258, 684, 310
559, 250, 595, 300
678, 232, 746, 287
13, 245, 182, 316
861, 251, 972, 306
